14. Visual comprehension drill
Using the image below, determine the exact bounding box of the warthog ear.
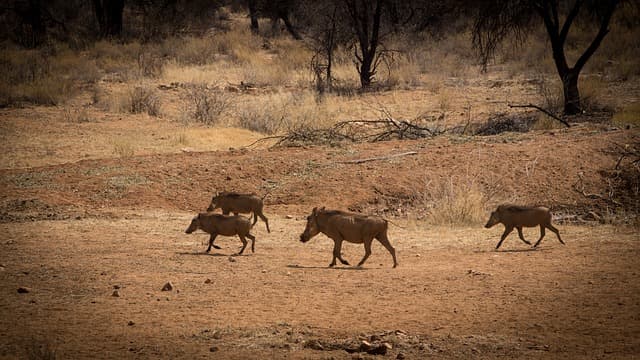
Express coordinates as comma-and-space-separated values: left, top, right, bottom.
320, 206, 326, 211
312, 207, 317, 214
196, 213, 201, 219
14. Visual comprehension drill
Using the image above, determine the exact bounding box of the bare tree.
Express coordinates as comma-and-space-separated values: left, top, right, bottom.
473, 0, 621, 115
92, 0, 124, 38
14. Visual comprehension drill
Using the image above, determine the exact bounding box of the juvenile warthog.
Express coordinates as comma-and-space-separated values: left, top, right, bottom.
484, 205, 564, 249
185, 212, 256, 255
299, 207, 398, 268
207, 192, 270, 233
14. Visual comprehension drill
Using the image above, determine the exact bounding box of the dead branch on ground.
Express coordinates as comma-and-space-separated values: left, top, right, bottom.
508, 103, 571, 128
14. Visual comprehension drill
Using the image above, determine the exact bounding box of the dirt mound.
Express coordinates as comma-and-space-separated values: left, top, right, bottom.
1, 125, 637, 223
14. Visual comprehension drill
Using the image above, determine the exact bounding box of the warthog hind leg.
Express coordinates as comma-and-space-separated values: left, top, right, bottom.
547, 224, 564, 245
258, 213, 270, 233
516, 226, 532, 245
376, 233, 398, 268
246, 233, 256, 253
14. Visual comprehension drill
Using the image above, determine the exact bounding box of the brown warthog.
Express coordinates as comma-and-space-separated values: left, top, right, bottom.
207, 192, 270, 233
185, 212, 256, 255
484, 205, 564, 249
299, 207, 398, 268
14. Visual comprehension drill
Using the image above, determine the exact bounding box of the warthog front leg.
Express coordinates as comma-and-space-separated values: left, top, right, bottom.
496, 225, 514, 249
206, 234, 219, 252
516, 226, 532, 245
237, 235, 249, 255
330, 238, 350, 267
534, 225, 546, 247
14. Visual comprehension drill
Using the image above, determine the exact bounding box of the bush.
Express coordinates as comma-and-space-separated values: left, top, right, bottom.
186, 84, 232, 125
129, 86, 161, 116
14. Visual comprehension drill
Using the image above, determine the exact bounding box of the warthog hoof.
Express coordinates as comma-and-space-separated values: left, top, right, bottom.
212, 245, 222, 250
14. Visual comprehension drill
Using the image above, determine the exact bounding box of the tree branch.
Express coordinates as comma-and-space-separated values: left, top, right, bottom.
508, 103, 571, 127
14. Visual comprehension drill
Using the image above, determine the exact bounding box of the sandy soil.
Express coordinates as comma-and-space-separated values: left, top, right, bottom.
0, 213, 638, 359
0, 65, 638, 359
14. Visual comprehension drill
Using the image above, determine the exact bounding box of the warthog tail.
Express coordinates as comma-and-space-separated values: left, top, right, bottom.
385, 219, 406, 229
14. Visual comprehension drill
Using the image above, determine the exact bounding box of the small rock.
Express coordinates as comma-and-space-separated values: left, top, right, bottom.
228, 256, 236, 263
209, 346, 219, 352
415, 254, 421, 257
17, 287, 30, 294
127, 320, 135, 326
396, 352, 406, 360
161, 282, 174, 291
261, 269, 267, 273
285, 215, 293, 219
113, 285, 121, 289
204, 278, 212, 284
112, 290, 120, 297
370, 334, 381, 342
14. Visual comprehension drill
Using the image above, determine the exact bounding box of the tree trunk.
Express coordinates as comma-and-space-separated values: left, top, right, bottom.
248, 0, 259, 33
279, 12, 302, 40
94, 0, 124, 37
359, 51, 374, 88
562, 69, 580, 115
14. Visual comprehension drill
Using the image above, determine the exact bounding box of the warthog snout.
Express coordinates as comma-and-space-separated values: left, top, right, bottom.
185, 217, 200, 234
299, 232, 309, 243
484, 211, 499, 228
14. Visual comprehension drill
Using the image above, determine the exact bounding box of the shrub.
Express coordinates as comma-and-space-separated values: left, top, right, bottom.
129, 86, 161, 116
186, 84, 232, 125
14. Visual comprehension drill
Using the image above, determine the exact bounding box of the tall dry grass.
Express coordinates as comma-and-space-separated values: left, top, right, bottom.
421, 176, 489, 226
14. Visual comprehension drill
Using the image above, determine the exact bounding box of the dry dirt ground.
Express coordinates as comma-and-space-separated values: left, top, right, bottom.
0, 122, 639, 359
1, 66, 639, 358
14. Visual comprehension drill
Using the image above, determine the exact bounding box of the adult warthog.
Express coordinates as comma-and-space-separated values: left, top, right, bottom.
207, 192, 270, 233
185, 212, 256, 255
484, 204, 564, 249
299, 207, 398, 268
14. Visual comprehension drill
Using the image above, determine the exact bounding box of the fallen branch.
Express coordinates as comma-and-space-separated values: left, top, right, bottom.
508, 103, 571, 128
338, 151, 417, 164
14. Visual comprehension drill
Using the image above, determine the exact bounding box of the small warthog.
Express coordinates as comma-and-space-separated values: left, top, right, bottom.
185, 212, 256, 255
299, 207, 398, 268
484, 205, 564, 249
207, 192, 270, 233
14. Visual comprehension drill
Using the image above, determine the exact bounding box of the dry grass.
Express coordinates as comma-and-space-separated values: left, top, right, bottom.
612, 103, 640, 128
129, 85, 161, 116
422, 176, 488, 226
111, 139, 135, 158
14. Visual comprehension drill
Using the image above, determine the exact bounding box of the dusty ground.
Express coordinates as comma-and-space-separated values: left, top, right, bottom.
0, 214, 638, 359
1, 50, 639, 358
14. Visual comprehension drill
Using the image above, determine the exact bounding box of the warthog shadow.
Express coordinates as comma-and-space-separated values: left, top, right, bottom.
176, 251, 252, 257
473, 247, 550, 254
286, 264, 366, 271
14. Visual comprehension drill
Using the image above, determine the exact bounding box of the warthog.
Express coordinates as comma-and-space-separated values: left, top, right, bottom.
299, 207, 398, 268
484, 205, 564, 249
207, 192, 270, 233
185, 212, 256, 255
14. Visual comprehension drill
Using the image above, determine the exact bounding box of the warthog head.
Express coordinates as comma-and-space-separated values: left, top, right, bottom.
484, 209, 501, 228
185, 214, 202, 234
300, 207, 322, 243
206, 193, 222, 212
